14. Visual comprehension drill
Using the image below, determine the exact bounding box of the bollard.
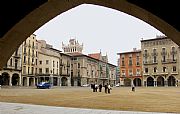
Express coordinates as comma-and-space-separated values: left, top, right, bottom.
0, 85, 1, 89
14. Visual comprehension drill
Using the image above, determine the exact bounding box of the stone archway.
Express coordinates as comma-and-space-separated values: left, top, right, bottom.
133, 78, 141, 86
157, 76, 164, 86
29, 77, 34, 86
0, 1, 180, 69
147, 77, 154, 86
12, 73, 19, 86
124, 78, 131, 86
0, 72, 10, 85
61, 77, 68, 86
168, 76, 176, 86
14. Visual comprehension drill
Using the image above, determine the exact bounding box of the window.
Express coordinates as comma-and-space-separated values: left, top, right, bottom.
136, 69, 140, 75
28, 58, 30, 65
122, 70, 125, 76
136, 55, 140, 66
78, 63, 80, 68
10, 58, 13, 66
57, 61, 58, 68
31, 67, 34, 74
36, 59, 37, 65
39, 61, 42, 65
121, 57, 125, 66
154, 67, 157, 73
28, 67, 30, 74
39, 68, 42, 74
173, 66, 176, 72
45, 68, 49, 74
23, 66, 26, 74
46, 60, 49, 65
35, 68, 37, 74
53, 61, 55, 67
129, 69, 132, 76
163, 67, 166, 72
53, 69, 54, 74
145, 68, 148, 73
23, 56, 26, 63
129, 56, 132, 66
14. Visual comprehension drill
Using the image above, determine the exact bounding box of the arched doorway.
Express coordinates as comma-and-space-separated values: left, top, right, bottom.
29, 78, 34, 86
12, 73, 19, 86
23, 77, 27, 86
53, 77, 58, 86
124, 78, 131, 86
157, 76, 164, 86
0, 72, 10, 85
147, 77, 154, 86
168, 76, 176, 86
61, 77, 68, 86
133, 78, 141, 86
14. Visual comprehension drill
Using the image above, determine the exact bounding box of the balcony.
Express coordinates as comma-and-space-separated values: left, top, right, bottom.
13, 54, 21, 58
143, 72, 149, 76
143, 60, 158, 65
143, 53, 149, 57
161, 59, 177, 64
161, 51, 167, 55
171, 71, 178, 75
170, 51, 177, 55
160, 72, 169, 75
3, 65, 21, 71
151, 52, 158, 56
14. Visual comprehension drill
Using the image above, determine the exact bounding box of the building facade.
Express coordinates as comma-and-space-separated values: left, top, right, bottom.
141, 36, 180, 87
69, 53, 116, 86
62, 39, 83, 53
0, 45, 22, 86
21, 34, 38, 86
118, 48, 143, 86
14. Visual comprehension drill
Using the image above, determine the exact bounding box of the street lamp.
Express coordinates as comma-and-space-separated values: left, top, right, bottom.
50, 70, 53, 87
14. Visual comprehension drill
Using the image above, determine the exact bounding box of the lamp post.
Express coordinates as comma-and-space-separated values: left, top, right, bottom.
50, 70, 53, 87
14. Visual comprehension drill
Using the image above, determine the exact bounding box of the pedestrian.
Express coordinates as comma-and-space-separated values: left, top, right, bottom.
132, 84, 135, 92
95, 84, 98, 92
104, 83, 108, 94
108, 84, 111, 94
92, 83, 95, 92
99, 84, 102, 92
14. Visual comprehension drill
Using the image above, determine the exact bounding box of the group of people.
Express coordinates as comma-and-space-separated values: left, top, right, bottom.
91, 83, 112, 94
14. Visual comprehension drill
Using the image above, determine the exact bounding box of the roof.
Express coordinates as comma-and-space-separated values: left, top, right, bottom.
141, 36, 168, 42
88, 53, 101, 60
117, 50, 141, 55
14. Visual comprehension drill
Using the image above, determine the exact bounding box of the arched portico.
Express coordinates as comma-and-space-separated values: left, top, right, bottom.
12, 73, 19, 86
124, 78, 131, 86
61, 77, 68, 86
157, 76, 164, 86
0, 0, 179, 69
147, 77, 154, 87
168, 76, 176, 86
0, 72, 10, 86
133, 78, 142, 86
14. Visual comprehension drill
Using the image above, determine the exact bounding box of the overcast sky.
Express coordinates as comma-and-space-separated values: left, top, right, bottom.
34, 4, 164, 66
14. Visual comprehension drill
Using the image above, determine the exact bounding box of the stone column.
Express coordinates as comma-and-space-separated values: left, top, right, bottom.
58, 77, 61, 86
19, 73, 22, 86
27, 77, 29, 86
68, 77, 71, 87
154, 81, 157, 87
33, 77, 36, 86
164, 79, 168, 87
9, 75, 12, 86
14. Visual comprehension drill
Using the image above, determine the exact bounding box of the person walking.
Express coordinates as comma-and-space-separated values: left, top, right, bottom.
99, 84, 102, 92
104, 84, 108, 94
108, 84, 111, 94
132, 84, 135, 92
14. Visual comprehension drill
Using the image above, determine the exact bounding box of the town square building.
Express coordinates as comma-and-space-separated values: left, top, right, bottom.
117, 48, 142, 86
141, 36, 180, 87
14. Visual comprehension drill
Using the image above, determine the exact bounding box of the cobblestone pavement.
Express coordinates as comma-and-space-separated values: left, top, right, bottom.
0, 102, 174, 114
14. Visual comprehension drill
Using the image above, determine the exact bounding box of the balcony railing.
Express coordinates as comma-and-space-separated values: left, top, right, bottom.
161, 51, 167, 55
3, 65, 21, 70
151, 52, 158, 56
143, 53, 149, 57
13, 54, 21, 58
170, 51, 177, 55
143, 60, 158, 65
161, 59, 177, 64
